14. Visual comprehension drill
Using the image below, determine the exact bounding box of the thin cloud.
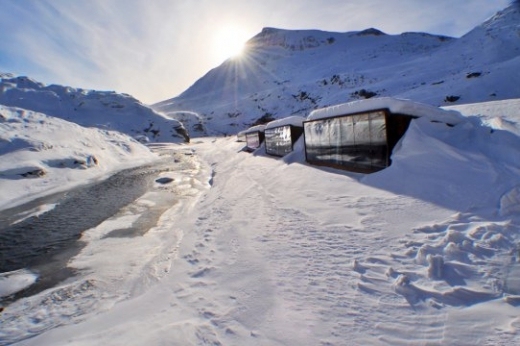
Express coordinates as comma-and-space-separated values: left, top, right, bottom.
0, 0, 511, 104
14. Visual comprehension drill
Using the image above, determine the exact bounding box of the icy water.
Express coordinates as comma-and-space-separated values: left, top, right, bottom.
0, 147, 196, 304
0, 144, 210, 345
0, 166, 155, 272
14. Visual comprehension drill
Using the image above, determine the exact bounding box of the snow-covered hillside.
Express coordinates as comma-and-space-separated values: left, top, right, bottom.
153, 4, 520, 136
0, 105, 159, 210
0, 76, 189, 143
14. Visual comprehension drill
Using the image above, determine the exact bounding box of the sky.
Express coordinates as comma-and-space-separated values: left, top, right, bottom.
0, 0, 512, 105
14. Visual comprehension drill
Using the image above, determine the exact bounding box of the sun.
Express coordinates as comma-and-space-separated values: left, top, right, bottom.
213, 26, 249, 63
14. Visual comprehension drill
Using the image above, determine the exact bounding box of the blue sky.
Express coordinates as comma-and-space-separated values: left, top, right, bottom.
0, 0, 511, 104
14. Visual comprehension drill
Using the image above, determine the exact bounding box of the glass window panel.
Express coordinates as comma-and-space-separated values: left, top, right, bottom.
337, 116, 356, 167
339, 116, 355, 146
246, 132, 260, 149
369, 111, 387, 145
304, 122, 321, 162
349, 114, 371, 169
305, 110, 394, 172
329, 118, 342, 164
322, 119, 332, 162
266, 126, 293, 156
264, 128, 276, 154
368, 111, 388, 169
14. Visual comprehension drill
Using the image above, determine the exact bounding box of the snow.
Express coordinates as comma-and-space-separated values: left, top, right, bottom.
244, 124, 266, 133
2, 98, 520, 345
364, 115, 520, 213
445, 98, 520, 136
0, 270, 38, 298
0, 76, 189, 144
153, 4, 520, 137
0, 105, 159, 210
307, 97, 464, 124
2, 4, 520, 343
499, 186, 520, 217
265, 115, 305, 129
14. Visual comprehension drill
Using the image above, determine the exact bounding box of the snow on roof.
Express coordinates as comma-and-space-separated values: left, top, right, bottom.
307, 97, 464, 124
245, 124, 266, 133
265, 116, 305, 130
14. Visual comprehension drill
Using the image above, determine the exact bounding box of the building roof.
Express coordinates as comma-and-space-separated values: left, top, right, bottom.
245, 124, 266, 133
307, 97, 464, 124
265, 116, 305, 130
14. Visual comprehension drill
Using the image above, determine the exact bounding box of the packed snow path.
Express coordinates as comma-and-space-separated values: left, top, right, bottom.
173, 139, 520, 345
18, 136, 520, 345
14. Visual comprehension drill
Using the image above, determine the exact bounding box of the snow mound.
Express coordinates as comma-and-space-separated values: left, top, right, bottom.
499, 186, 520, 217
364, 115, 520, 214
265, 115, 305, 129
0, 269, 38, 298
308, 97, 463, 124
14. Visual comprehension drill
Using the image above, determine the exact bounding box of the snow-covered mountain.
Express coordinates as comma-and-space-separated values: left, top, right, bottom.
4, 4, 520, 344
153, 4, 520, 136
0, 76, 189, 143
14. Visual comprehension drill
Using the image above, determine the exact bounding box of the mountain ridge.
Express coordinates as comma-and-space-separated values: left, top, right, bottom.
153, 4, 520, 137
0, 76, 189, 143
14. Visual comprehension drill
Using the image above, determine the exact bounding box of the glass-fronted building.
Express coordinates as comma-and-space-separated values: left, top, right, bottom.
304, 98, 462, 173
264, 116, 305, 157
244, 125, 266, 151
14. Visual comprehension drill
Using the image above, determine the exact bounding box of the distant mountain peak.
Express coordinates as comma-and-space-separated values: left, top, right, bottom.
247, 27, 339, 51
477, 2, 520, 30
356, 28, 387, 36
154, 5, 520, 137
0, 72, 14, 79
257, 27, 284, 35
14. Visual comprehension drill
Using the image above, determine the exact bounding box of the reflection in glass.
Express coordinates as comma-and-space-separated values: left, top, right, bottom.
304, 110, 393, 172
246, 132, 261, 150
370, 112, 388, 169
265, 126, 292, 156
265, 125, 304, 157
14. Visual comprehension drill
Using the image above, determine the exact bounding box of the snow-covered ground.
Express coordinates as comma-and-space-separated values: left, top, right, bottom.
0, 105, 159, 210
1, 98, 520, 345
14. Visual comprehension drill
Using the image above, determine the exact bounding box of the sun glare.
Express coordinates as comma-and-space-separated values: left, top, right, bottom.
213, 26, 248, 63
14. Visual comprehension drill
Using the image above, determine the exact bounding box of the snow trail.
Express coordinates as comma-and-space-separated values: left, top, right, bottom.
163, 137, 520, 345
152, 138, 459, 345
